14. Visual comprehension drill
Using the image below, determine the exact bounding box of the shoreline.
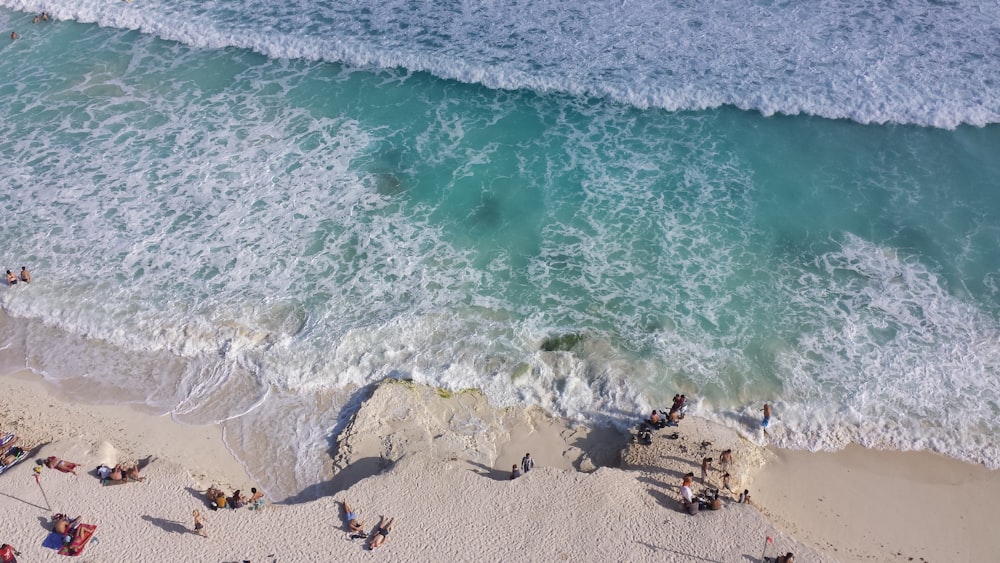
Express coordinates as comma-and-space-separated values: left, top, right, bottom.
0, 370, 251, 491
752, 443, 1000, 562
1, 371, 997, 561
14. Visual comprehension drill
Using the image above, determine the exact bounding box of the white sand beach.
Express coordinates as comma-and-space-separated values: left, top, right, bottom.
1, 371, 996, 562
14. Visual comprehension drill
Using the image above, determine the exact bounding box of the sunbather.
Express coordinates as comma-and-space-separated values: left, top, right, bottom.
343, 500, 365, 534
368, 516, 394, 550
0, 543, 20, 563
1, 447, 24, 468
52, 514, 82, 538
44, 456, 79, 475
125, 462, 144, 482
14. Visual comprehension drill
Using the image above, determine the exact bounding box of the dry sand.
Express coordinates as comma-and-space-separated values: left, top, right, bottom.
1, 371, 996, 562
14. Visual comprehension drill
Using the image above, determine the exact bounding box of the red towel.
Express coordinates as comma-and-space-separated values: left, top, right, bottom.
58, 523, 96, 556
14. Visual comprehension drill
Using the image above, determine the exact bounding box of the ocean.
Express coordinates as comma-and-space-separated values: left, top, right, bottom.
1, 0, 999, 500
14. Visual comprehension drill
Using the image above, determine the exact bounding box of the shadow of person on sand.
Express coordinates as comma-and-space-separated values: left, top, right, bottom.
465, 460, 507, 480
184, 486, 217, 510
635, 541, 724, 563
142, 514, 191, 534
647, 487, 686, 512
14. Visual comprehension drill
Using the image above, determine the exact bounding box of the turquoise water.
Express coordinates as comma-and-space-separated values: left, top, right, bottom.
1, 2, 999, 499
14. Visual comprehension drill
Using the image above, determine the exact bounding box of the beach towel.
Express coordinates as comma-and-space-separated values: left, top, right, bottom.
58, 523, 97, 556
0, 447, 26, 475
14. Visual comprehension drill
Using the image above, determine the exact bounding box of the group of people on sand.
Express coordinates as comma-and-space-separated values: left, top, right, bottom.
193, 486, 264, 538
509, 452, 534, 480
635, 394, 690, 445
96, 461, 144, 483
205, 485, 264, 512
50, 514, 86, 551
647, 394, 687, 430
5, 267, 29, 286
342, 500, 395, 550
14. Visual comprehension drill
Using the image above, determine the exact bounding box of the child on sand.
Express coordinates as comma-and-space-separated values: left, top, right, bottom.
192, 509, 207, 537
701, 457, 712, 483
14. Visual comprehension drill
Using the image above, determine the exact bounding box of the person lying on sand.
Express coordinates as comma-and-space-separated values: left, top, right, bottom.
109, 464, 125, 481
0, 543, 21, 563
124, 462, 144, 482
368, 516, 394, 550
1, 447, 24, 468
343, 500, 365, 535
44, 456, 80, 475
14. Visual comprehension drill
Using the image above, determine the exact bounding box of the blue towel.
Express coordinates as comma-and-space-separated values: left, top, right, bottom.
42, 531, 65, 550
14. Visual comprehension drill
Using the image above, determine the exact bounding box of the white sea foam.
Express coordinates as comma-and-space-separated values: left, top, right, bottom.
3, 0, 998, 127
724, 233, 1000, 468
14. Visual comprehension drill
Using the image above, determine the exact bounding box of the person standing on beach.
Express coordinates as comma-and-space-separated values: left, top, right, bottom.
719, 449, 732, 473
700, 457, 712, 483
679, 475, 697, 514
722, 472, 732, 492
762, 404, 772, 434
192, 509, 207, 537
521, 453, 534, 474
0, 543, 20, 563
509, 464, 521, 480
19, 267, 29, 283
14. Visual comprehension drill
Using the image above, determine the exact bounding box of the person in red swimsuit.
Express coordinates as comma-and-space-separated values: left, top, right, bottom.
44, 456, 80, 475
0, 543, 21, 563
